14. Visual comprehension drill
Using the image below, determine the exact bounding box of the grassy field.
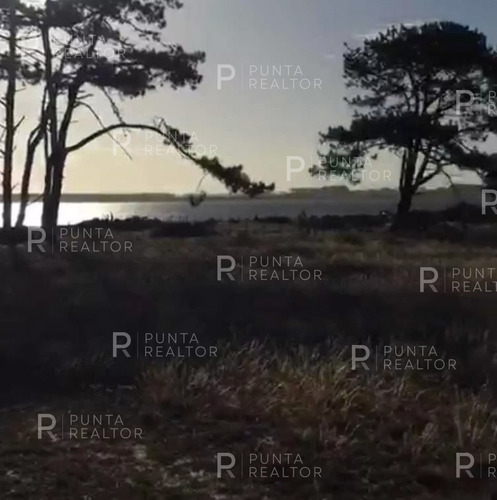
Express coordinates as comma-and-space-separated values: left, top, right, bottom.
1, 220, 497, 499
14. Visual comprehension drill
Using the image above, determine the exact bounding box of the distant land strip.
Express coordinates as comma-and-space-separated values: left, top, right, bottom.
2, 185, 483, 202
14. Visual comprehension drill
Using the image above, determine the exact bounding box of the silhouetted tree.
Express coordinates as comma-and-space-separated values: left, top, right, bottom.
0, 1, 45, 228
8, 0, 273, 230
0, 0, 17, 230
313, 22, 497, 228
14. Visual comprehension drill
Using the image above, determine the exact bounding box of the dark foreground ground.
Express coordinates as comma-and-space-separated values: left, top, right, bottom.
1, 216, 497, 499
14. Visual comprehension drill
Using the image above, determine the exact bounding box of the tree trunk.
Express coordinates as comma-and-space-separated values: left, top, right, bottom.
390, 147, 418, 232
15, 130, 43, 227
391, 187, 414, 231
41, 151, 53, 230
3, 0, 17, 230
49, 159, 64, 228
41, 152, 65, 231
41, 6, 59, 232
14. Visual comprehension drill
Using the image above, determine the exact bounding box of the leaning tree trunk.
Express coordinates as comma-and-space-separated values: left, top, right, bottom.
16, 129, 44, 227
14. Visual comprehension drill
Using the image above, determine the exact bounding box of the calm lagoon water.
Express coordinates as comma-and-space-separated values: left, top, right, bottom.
14, 198, 398, 226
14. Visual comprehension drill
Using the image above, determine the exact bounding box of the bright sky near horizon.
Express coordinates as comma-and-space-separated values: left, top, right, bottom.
12, 0, 497, 194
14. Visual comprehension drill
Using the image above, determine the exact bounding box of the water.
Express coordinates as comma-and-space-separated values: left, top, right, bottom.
13, 198, 397, 226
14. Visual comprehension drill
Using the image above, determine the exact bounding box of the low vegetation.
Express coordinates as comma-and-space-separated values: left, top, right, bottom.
1, 219, 497, 498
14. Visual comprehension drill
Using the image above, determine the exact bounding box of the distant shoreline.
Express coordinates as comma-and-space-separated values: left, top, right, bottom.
3, 185, 483, 203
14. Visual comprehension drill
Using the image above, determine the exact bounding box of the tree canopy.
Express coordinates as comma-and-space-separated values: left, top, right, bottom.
313, 21, 497, 223
0, 0, 274, 229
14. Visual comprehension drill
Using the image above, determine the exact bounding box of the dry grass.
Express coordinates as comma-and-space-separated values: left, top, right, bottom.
139, 341, 497, 499
1, 221, 497, 498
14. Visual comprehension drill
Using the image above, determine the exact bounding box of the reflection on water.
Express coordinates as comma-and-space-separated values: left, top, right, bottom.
13, 199, 396, 226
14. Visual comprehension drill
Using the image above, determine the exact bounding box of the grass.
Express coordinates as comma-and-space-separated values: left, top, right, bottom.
1, 220, 497, 498
140, 343, 497, 499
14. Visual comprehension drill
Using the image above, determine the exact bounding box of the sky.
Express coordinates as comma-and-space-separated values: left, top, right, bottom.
12, 0, 497, 194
